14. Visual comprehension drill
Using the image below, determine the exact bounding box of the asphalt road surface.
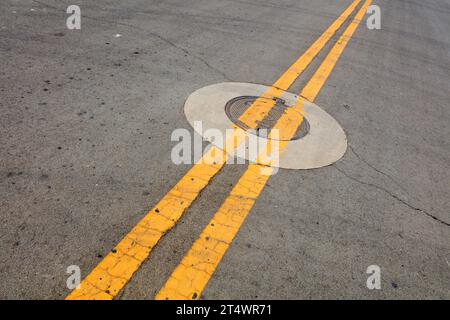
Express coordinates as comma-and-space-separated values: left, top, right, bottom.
1, 0, 449, 299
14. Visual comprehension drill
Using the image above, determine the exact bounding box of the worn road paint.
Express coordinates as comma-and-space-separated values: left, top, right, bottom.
237, 0, 362, 129
66, 0, 362, 300
156, 0, 372, 300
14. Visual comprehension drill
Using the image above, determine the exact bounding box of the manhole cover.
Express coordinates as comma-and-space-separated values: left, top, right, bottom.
224, 96, 310, 141
185, 82, 347, 169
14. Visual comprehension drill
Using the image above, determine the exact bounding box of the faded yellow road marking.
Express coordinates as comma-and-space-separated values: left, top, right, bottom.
156, 0, 372, 300
238, 0, 362, 128
66, 0, 362, 300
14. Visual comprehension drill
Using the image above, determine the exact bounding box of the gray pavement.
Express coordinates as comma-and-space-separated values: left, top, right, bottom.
0, 0, 449, 299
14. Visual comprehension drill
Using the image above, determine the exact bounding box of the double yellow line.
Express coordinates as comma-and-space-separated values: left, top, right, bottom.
67, 0, 370, 300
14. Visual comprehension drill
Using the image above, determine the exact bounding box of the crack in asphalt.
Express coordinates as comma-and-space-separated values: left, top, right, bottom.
347, 144, 409, 193
333, 165, 450, 227
30, 0, 232, 81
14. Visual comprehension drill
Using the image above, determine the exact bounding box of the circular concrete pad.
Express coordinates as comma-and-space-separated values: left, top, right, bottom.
184, 82, 347, 169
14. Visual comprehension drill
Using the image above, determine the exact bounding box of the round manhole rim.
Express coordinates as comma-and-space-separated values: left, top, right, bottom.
224, 95, 310, 141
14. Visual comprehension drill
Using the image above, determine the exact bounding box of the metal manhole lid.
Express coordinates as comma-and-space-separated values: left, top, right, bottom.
224, 96, 310, 141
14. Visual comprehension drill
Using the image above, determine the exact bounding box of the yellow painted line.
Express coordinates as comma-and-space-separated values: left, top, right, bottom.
155, 0, 372, 300
155, 164, 272, 300
300, 1, 369, 102
66, 0, 362, 300
238, 0, 362, 128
